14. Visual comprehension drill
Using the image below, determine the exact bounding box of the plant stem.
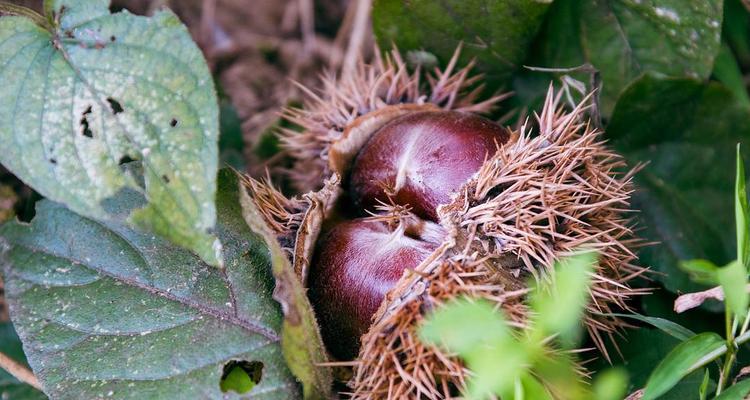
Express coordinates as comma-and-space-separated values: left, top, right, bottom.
0, 350, 42, 391
717, 305, 737, 395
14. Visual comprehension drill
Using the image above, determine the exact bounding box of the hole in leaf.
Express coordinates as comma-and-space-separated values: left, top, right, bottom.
80, 106, 93, 138
118, 155, 135, 165
170, 118, 178, 127
107, 98, 124, 114
161, 174, 170, 184
220, 360, 263, 394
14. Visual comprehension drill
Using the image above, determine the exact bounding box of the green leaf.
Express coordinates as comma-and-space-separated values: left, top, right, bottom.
0, 170, 300, 399
372, 0, 552, 88
603, 312, 696, 341
642, 332, 724, 400
607, 75, 750, 293
526, 0, 724, 115
722, 0, 750, 69
592, 369, 629, 400
0, 1, 222, 266
596, 328, 713, 400
419, 297, 510, 356
714, 378, 750, 399
736, 144, 750, 267
219, 361, 260, 394
713, 43, 750, 106
239, 184, 333, 399
0, 323, 46, 400
465, 340, 528, 400
699, 369, 710, 400
717, 260, 749, 317
529, 251, 595, 344
680, 259, 720, 286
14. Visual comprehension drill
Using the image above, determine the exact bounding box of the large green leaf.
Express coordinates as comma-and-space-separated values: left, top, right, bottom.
0, 322, 46, 400
0, 0, 222, 266
607, 75, 750, 293
523, 0, 724, 116
372, 0, 552, 88
0, 170, 300, 399
642, 332, 724, 400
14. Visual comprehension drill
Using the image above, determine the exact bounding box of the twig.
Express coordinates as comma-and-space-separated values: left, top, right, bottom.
0, 351, 42, 391
342, 0, 372, 76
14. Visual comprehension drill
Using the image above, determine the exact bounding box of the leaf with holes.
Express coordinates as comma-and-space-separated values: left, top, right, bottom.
0, 0, 222, 266
0, 170, 300, 399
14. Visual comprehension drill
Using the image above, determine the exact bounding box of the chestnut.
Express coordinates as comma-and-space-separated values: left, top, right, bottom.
308, 218, 439, 359
349, 111, 510, 221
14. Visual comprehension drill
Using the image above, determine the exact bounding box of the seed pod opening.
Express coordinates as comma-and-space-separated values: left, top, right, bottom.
242, 47, 647, 399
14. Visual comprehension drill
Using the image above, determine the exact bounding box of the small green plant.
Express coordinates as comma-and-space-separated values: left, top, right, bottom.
419, 251, 628, 400
636, 145, 750, 399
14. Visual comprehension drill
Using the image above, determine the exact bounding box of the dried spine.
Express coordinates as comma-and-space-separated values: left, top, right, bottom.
243, 47, 646, 399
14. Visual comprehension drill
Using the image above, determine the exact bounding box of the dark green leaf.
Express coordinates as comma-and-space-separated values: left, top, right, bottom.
0, 322, 46, 400
642, 332, 724, 400
607, 75, 750, 293
722, 0, 750, 69
713, 43, 750, 106
372, 0, 552, 88
0, 170, 299, 399
0, 1, 222, 266
526, 0, 724, 115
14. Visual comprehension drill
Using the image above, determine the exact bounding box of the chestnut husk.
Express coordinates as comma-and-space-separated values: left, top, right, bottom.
242, 47, 647, 399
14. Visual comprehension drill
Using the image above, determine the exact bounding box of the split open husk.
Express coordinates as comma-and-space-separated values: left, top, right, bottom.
242, 47, 648, 399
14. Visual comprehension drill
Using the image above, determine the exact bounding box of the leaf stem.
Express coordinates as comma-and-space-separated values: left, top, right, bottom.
0, 2, 52, 31
0, 350, 42, 391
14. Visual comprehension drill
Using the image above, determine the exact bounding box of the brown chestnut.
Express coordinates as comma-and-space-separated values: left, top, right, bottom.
349, 111, 509, 221
308, 218, 439, 359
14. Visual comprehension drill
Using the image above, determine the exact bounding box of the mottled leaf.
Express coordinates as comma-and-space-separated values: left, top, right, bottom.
0, 0, 222, 266
239, 186, 332, 399
607, 75, 750, 293
0, 170, 300, 399
372, 0, 552, 87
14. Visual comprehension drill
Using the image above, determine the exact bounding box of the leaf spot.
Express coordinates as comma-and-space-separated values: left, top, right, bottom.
106, 97, 124, 114
80, 106, 94, 138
